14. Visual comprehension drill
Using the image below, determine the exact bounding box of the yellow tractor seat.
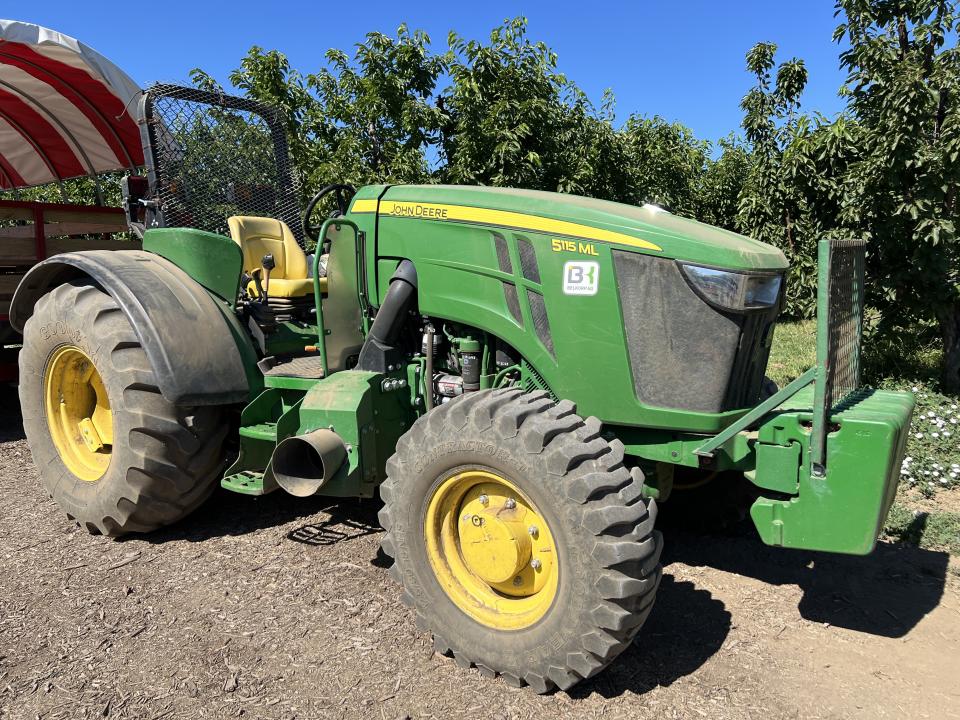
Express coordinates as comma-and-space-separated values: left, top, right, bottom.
227, 216, 324, 298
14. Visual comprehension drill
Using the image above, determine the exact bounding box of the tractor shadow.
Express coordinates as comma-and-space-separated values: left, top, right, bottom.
0, 385, 25, 442
661, 520, 950, 639
570, 571, 732, 699
572, 519, 949, 700
140, 487, 382, 546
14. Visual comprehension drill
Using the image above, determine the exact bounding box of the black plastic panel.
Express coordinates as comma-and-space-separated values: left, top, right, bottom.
493, 232, 512, 274
526, 289, 554, 356
517, 236, 541, 283
503, 282, 522, 325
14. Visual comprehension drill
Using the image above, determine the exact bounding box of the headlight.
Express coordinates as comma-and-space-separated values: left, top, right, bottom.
680, 264, 782, 311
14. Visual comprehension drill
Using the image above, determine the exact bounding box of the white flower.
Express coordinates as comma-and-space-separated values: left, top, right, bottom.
912, 386, 919, 392
901, 468, 909, 474
916, 433, 924, 439
924, 470, 931, 475
951, 472, 958, 478
928, 411, 935, 417
944, 432, 951, 437
940, 478, 949, 484
951, 418, 957, 424
933, 433, 940, 438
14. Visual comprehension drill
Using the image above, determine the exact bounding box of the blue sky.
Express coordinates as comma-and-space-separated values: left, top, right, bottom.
18, 1, 849, 143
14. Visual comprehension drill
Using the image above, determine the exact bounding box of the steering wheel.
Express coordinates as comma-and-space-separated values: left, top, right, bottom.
303, 183, 356, 243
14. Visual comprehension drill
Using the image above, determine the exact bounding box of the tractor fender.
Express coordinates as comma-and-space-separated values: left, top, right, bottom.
11, 250, 252, 406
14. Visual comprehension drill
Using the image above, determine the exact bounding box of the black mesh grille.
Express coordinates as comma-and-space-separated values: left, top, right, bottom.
613, 251, 778, 413
493, 232, 512, 273
526, 289, 554, 356
824, 239, 866, 408
503, 282, 522, 325
517, 236, 540, 283
141, 84, 302, 245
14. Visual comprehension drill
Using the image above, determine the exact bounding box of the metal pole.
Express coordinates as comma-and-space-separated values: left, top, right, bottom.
810, 239, 832, 477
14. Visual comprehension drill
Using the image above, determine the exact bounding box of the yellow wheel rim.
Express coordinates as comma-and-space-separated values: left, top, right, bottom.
43, 345, 113, 482
424, 469, 559, 630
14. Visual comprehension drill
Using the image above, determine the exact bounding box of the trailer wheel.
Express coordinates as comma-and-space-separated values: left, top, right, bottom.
379, 389, 662, 692
19, 281, 229, 536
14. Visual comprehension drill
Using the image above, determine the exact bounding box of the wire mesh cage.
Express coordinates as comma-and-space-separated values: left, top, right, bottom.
810, 237, 867, 475
820, 238, 867, 409
140, 84, 303, 246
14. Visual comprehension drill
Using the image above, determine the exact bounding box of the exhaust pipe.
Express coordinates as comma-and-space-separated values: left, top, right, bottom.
270, 429, 347, 497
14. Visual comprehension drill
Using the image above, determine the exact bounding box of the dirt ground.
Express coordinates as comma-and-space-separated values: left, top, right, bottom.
1, 386, 958, 720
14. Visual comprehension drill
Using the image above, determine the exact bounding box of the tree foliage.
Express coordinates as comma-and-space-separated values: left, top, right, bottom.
194, 18, 726, 219
732, 1, 960, 388
9, 9, 959, 389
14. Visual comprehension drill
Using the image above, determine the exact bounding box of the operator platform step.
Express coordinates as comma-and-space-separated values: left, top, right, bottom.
258, 355, 326, 379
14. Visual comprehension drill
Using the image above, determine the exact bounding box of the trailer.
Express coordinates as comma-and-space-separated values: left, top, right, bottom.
0, 19, 142, 378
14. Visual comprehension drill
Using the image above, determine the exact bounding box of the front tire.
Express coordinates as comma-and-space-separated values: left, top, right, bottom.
19, 281, 229, 536
378, 389, 662, 692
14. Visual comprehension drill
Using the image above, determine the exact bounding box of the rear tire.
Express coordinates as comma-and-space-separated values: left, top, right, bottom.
379, 389, 662, 693
19, 281, 229, 536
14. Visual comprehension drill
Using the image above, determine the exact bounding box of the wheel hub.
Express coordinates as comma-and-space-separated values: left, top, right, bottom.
424, 470, 558, 630
458, 502, 533, 584
43, 345, 113, 482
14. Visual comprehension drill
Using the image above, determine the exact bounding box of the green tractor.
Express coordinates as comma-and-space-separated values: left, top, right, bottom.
11, 85, 914, 692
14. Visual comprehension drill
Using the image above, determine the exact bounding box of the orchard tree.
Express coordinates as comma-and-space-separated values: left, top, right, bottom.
736, 42, 816, 316
698, 135, 751, 230
219, 26, 446, 192
833, 0, 960, 390
619, 115, 712, 216
440, 18, 584, 190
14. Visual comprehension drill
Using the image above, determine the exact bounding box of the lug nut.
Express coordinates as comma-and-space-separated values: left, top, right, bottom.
478, 494, 489, 506
512, 576, 523, 586
528, 525, 538, 537
530, 559, 542, 571
504, 498, 517, 510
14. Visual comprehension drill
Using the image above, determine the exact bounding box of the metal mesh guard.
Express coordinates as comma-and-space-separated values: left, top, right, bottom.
142, 84, 302, 245
823, 238, 866, 408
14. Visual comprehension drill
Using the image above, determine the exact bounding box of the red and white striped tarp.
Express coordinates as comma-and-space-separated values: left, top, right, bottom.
0, 19, 143, 189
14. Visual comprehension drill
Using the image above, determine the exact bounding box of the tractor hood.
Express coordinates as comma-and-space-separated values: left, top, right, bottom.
353, 184, 788, 272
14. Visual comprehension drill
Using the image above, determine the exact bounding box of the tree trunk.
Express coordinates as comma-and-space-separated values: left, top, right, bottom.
937, 302, 960, 393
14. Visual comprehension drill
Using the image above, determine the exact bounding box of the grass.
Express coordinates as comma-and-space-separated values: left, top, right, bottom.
766, 320, 816, 388
768, 319, 960, 555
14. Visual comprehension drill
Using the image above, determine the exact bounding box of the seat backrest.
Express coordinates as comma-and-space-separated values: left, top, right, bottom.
227, 216, 308, 280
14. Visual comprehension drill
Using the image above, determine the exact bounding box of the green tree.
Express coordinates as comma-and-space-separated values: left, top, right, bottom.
440, 17, 583, 190
619, 115, 712, 215
698, 136, 751, 230
218, 26, 446, 193
832, 0, 960, 390
736, 42, 816, 316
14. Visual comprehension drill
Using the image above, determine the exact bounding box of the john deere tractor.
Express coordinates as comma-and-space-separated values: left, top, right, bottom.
10, 85, 914, 692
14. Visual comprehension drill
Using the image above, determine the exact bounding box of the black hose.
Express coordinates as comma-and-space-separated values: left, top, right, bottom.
356, 260, 418, 373
424, 325, 434, 411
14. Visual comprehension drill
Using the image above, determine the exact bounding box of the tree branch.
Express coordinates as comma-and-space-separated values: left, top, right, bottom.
897, 15, 910, 59
923, 2, 947, 77
935, 87, 949, 142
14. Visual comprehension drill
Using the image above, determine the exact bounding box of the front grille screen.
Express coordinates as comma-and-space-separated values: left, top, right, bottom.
613, 251, 777, 413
